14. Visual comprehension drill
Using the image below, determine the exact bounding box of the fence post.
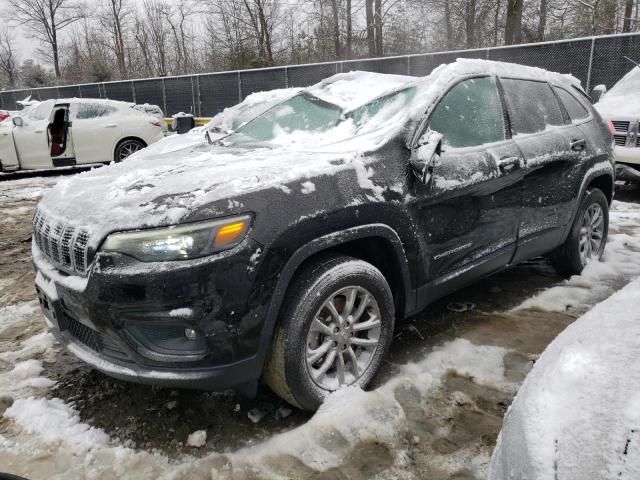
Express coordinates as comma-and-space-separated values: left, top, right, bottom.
586, 37, 596, 92
131, 81, 136, 103
161, 78, 167, 116
284, 67, 289, 88
237, 71, 242, 102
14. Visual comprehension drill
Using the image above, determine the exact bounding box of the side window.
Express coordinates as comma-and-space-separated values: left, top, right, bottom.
73, 103, 118, 120
501, 79, 564, 134
554, 87, 589, 122
428, 77, 505, 148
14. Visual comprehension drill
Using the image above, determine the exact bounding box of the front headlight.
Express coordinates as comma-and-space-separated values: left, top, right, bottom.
101, 215, 252, 262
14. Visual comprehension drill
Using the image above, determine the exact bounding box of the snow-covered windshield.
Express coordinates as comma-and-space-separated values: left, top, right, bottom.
220, 93, 343, 146
607, 66, 640, 97
219, 86, 418, 147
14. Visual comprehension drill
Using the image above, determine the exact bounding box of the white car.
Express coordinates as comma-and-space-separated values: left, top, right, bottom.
594, 66, 640, 183
0, 98, 164, 172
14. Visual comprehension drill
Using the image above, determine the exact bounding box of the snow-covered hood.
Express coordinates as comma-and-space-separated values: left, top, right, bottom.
594, 66, 640, 119
37, 138, 382, 248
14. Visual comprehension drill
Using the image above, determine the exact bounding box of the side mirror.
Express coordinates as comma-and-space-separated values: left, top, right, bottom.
410, 130, 443, 184
12, 116, 23, 127
591, 84, 607, 104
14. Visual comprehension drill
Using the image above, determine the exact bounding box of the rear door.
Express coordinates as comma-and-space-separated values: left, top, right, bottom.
500, 78, 585, 261
70, 102, 122, 163
411, 76, 525, 305
12, 100, 54, 169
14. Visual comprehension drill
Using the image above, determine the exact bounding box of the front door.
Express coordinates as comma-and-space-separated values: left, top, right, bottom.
48, 104, 76, 166
411, 76, 525, 306
12, 100, 54, 170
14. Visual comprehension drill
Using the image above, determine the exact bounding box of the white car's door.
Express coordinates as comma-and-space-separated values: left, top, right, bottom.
0, 120, 19, 170
12, 100, 54, 169
70, 102, 122, 164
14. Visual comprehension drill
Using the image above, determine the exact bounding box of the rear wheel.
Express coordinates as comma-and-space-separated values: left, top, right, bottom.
551, 188, 609, 276
264, 254, 395, 411
114, 139, 145, 162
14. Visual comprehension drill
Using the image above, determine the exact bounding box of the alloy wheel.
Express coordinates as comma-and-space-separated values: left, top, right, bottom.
119, 141, 142, 161
305, 286, 382, 391
579, 203, 604, 265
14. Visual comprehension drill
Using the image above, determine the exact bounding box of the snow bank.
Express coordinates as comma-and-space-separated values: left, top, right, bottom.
515, 200, 640, 313
489, 277, 640, 480
215, 338, 512, 477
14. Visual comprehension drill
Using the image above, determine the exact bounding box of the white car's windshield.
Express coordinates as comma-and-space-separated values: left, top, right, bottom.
607, 66, 640, 97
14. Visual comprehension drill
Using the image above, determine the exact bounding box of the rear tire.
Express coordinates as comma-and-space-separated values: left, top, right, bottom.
550, 188, 609, 276
114, 138, 145, 162
264, 254, 395, 411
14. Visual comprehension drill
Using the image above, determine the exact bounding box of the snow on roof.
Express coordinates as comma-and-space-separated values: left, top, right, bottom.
595, 66, 640, 118
306, 70, 417, 109
489, 277, 640, 479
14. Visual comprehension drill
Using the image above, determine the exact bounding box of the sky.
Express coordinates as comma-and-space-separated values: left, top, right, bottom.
0, 0, 37, 60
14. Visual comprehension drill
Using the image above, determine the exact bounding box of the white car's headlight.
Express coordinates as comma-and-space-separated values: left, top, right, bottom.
101, 215, 252, 262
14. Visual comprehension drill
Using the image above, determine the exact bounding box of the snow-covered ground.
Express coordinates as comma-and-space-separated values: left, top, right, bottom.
1, 175, 639, 479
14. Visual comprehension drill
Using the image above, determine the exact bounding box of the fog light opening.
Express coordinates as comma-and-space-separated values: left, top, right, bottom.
184, 328, 198, 341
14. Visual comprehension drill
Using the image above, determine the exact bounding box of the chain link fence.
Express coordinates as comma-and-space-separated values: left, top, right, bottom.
2, 32, 639, 116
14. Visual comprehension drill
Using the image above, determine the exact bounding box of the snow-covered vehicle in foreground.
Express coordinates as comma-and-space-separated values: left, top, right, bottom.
489, 277, 640, 479
0, 98, 164, 171
594, 65, 640, 183
32, 60, 614, 410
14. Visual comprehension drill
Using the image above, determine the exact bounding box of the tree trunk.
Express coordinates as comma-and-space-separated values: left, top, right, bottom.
538, 0, 547, 40
445, 0, 453, 48
375, 0, 382, 56
493, 0, 500, 46
505, 0, 523, 45
366, 0, 375, 56
346, 0, 352, 58
465, 0, 476, 48
622, 0, 633, 32
330, 0, 341, 59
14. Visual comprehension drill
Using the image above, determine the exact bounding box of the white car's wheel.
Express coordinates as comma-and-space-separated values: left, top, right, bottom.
114, 139, 145, 162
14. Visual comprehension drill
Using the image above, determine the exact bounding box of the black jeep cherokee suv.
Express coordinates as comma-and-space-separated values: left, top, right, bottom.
32, 60, 614, 410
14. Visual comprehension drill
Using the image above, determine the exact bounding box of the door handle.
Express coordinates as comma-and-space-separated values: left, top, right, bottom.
34, 130, 44, 134
571, 139, 586, 151
497, 156, 520, 172
105, 124, 118, 128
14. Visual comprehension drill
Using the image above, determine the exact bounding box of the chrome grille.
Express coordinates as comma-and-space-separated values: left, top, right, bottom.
33, 209, 91, 275
614, 134, 627, 146
612, 120, 630, 132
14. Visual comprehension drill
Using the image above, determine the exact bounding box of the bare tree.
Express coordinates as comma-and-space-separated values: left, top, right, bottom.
7, 0, 83, 78
505, 0, 523, 44
99, 0, 130, 79
0, 28, 19, 88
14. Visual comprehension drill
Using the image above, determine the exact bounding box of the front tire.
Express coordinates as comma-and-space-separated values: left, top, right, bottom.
114, 138, 145, 162
551, 188, 609, 276
264, 255, 395, 411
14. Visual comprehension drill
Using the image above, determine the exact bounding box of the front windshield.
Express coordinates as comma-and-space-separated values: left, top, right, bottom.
346, 87, 417, 126
220, 93, 343, 146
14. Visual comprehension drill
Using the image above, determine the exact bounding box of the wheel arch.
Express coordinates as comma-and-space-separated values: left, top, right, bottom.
255, 224, 413, 368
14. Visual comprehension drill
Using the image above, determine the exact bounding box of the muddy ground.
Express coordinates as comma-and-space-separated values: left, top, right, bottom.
1, 173, 639, 480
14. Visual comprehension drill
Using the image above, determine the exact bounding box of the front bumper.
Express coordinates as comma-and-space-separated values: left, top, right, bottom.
33, 237, 271, 391
616, 163, 640, 183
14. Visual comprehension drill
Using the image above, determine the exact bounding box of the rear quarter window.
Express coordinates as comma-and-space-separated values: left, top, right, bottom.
554, 87, 589, 122
501, 78, 564, 135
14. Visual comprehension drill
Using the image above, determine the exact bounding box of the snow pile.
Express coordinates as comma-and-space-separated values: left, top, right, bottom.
594, 66, 640, 118
214, 338, 512, 477
515, 200, 640, 313
489, 277, 640, 480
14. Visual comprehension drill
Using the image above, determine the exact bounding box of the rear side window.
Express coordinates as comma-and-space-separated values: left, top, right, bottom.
501, 79, 564, 135
429, 76, 505, 148
554, 87, 589, 122
73, 103, 118, 120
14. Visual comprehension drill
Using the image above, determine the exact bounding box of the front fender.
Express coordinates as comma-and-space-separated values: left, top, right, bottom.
253, 223, 412, 369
